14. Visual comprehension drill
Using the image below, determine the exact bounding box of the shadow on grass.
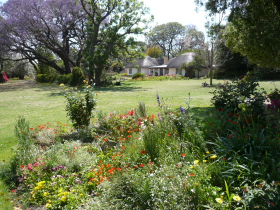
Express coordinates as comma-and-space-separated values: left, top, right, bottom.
93, 82, 144, 92
191, 106, 215, 121
0, 80, 38, 92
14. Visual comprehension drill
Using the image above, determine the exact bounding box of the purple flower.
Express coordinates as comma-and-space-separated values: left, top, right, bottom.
156, 94, 161, 107
180, 106, 185, 114
158, 113, 162, 121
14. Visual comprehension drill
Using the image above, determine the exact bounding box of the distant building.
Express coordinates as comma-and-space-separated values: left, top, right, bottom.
125, 52, 208, 78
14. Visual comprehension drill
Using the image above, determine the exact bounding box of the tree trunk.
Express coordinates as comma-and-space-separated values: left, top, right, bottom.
94, 68, 102, 86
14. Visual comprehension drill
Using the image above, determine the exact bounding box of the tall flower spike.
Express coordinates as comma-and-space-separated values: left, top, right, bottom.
156, 94, 161, 107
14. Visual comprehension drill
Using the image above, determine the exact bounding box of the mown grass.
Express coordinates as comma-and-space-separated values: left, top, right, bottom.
0, 78, 279, 209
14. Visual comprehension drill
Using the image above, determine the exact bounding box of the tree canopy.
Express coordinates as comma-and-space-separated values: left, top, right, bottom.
195, 0, 280, 68
146, 46, 162, 58
81, 0, 151, 86
0, 0, 87, 74
0, 0, 151, 85
146, 22, 186, 59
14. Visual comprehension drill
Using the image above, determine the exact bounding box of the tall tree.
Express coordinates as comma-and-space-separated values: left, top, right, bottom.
147, 22, 186, 59
185, 25, 205, 51
195, 0, 280, 68
81, 0, 151, 86
0, 0, 87, 74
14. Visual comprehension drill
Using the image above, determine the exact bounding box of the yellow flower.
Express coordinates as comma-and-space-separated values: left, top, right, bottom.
34, 186, 40, 191
206, 151, 210, 154
87, 85, 91, 88
210, 155, 217, 159
83, 80, 87, 83
203, 160, 207, 163
61, 196, 67, 202
194, 160, 200, 165
60, 83, 65, 87
233, 195, 242, 201
46, 203, 52, 208
44, 192, 49, 196
64, 192, 69, 196
190, 166, 195, 169
215, 198, 223, 203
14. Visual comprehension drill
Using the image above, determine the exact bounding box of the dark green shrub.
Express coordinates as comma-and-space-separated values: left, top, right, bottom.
65, 87, 97, 129
211, 72, 266, 118
70, 67, 85, 86
132, 72, 145, 80
36, 74, 49, 83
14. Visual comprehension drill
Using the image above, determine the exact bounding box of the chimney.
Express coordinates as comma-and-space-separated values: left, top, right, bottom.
164, 57, 168, 64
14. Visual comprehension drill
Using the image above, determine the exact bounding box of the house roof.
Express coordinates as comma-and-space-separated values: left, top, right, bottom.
125, 52, 196, 69
166, 52, 196, 68
125, 56, 164, 68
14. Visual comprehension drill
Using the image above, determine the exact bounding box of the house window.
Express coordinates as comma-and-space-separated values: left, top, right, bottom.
129, 68, 132, 75
176, 69, 182, 75
137, 68, 141, 73
165, 69, 169, 75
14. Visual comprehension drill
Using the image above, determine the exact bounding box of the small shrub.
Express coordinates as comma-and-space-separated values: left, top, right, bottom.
132, 72, 145, 80
64, 83, 97, 129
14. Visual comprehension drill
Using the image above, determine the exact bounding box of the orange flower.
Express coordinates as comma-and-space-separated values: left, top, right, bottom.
189, 173, 195, 176
139, 164, 145, 167
181, 153, 186, 157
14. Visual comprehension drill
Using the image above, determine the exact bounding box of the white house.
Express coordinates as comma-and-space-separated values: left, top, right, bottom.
125, 52, 208, 78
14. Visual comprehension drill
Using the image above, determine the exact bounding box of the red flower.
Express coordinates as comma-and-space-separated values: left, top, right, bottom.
141, 150, 146, 154
11, 190, 16, 193
181, 153, 186, 157
209, 123, 213, 126
189, 173, 195, 176
139, 164, 145, 167
167, 133, 171, 136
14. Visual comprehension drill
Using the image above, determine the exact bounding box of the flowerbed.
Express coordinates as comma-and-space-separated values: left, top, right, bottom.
1, 74, 280, 209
